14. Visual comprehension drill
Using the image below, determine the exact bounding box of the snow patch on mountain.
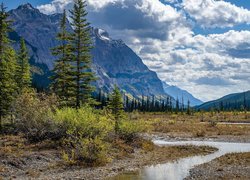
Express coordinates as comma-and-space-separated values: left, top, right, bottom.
97, 29, 111, 41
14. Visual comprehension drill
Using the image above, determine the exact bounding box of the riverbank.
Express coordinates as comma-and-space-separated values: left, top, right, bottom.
143, 112, 250, 141
0, 135, 216, 179
187, 152, 250, 179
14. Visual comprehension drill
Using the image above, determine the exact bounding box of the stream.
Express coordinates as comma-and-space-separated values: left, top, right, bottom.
112, 139, 250, 180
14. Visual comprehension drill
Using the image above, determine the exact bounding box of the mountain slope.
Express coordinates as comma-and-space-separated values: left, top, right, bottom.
197, 91, 250, 111
162, 82, 203, 106
9, 4, 168, 97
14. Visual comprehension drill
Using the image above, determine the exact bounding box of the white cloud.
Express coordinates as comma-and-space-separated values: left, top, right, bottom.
38, 0, 73, 14
182, 0, 250, 28
38, 0, 121, 14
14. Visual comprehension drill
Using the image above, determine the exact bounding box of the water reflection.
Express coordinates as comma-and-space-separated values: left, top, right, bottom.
111, 140, 250, 180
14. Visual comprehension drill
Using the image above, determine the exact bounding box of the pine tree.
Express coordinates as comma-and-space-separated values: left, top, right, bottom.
141, 95, 145, 112
51, 10, 74, 106
69, 0, 96, 108
146, 96, 150, 111
187, 99, 191, 115
175, 98, 179, 113
108, 86, 124, 134
181, 96, 184, 114
0, 3, 17, 129
16, 38, 31, 92
125, 95, 129, 111
151, 95, 155, 112
243, 92, 247, 110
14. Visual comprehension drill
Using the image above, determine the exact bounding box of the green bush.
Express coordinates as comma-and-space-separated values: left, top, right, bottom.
209, 120, 218, 127
118, 119, 146, 142
13, 90, 60, 142
54, 107, 113, 165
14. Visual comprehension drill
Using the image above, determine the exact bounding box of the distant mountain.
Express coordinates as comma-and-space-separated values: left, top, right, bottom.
197, 91, 250, 111
8, 4, 169, 97
162, 82, 203, 106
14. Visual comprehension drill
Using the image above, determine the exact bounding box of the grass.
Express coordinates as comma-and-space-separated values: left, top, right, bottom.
188, 152, 250, 180
135, 112, 250, 138
217, 152, 250, 166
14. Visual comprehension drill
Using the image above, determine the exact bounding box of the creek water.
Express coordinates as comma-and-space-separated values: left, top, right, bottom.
111, 139, 250, 180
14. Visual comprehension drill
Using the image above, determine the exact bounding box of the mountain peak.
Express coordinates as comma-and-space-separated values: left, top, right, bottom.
162, 82, 203, 106
18, 3, 36, 10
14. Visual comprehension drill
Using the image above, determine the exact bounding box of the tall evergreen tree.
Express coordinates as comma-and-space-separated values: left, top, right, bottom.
16, 38, 31, 92
108, 86, 124, 134
51, 10, 73, 106
243, 92, 247, 110
0, 3, 17, 129
175, 98, 179, 113
187, 99, 191, 115
69, 0, 96, 108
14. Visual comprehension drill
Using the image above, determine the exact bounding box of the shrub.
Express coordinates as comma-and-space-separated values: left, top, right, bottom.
54, 107, 112, 165
195, 129, 205, 137
118, 119, 146, 142
13, 90, 60, 142
209, 120, 218, 127
168, 120, 176, 125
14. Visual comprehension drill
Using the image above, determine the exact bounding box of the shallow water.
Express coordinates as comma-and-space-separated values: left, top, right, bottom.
218, 122, 250, 125
111, 139, 250, 180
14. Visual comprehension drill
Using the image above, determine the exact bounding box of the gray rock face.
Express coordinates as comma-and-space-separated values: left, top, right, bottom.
9, 3, 60, 70
9, 4, 167, 97
91, 28, 166, 96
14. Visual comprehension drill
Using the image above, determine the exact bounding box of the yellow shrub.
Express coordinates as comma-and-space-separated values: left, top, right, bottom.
54, 106, 112, 165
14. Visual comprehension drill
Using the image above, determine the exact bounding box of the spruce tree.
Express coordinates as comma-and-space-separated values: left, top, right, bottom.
175, 98, 179, 113
108, 86, 124, 134
0, 3, 17, 129
69, 0, 96, 108
187, 99, 191, 115
51, 10, 73, 106
16, 38, 31, 92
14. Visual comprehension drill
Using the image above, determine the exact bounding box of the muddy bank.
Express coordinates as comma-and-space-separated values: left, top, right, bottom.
187, 152, 250, 180
0, 135, 216, 179
149, 132, 250, 143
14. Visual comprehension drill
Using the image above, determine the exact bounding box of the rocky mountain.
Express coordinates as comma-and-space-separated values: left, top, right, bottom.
162, 82, 203, 106
8, 4, 168, 97
196, 91, 250, 111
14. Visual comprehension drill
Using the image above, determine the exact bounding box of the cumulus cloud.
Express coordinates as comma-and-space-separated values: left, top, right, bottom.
182, 0, 250, 28
37, 0, 250, 101
38, 0, 73, 14
38, 0, 120, 14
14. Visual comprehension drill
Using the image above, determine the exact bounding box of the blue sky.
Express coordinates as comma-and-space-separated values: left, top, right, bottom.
4, 0, 250, 101
3, 0, 50, 9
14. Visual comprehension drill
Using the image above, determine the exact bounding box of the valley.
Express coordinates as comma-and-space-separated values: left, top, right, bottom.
1, 112, 250, 179
0, 1, 249, 180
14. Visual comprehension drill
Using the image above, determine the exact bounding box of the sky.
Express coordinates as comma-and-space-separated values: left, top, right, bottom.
4, 0, 250, 102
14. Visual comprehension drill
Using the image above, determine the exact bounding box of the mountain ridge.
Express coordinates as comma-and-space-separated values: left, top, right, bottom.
197, 91, 250, 111
162, 82, 203, 106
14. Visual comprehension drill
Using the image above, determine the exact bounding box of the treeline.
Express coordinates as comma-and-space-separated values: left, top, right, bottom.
94, 90, 193, 114
197, 92, 249, 112
207, 101, 250, 112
